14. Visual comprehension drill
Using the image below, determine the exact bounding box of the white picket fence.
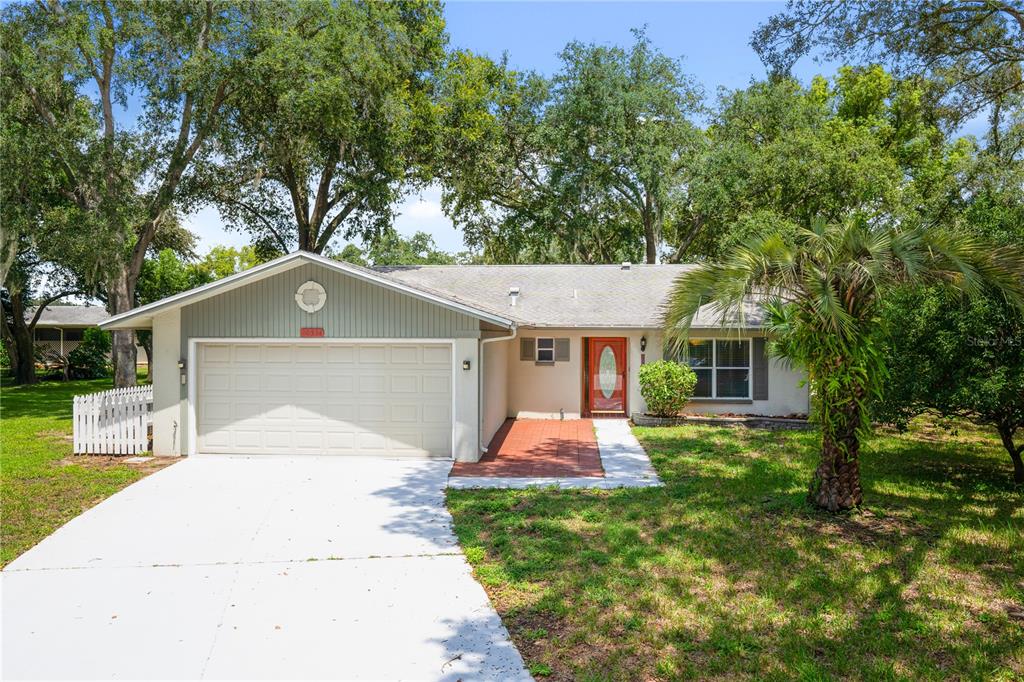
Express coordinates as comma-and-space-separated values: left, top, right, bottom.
73, 385, 154, 455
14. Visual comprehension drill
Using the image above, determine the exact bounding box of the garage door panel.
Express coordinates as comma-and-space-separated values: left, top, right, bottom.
203, 345, 232, 363
234, 374, 261, 392
234, 345, 261, 363
423, 404, 451, 424
421, 375, 449, 394
232, 430, 263, 450
262, 345, 293, 363
197, 342, 452, 457
326, 375, 355, 392
358, 345, 387, 364
390, 404, 420, 422
293, 345, 325, 363
262, 374, 291, 392
293, 375, 326, 392
390, 375, 419, 393
357, 432, 389, 452
326, 346, 355, 364
358, 403, 387, 422
390, 346, 420, 363
202, 373, 232, 392
233, 401, 263, 421
326, 402, 357, 420
357, 375, 387, 393
422, 346, 450, 364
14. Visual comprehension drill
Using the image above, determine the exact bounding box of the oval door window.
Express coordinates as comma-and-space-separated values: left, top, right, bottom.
598, 345, 617, 398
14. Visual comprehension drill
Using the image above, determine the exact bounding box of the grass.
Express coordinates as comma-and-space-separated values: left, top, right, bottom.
1, 373, 172, 566
448, 420, 1024, 680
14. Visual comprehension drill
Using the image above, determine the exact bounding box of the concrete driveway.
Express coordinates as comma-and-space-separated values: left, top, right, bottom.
2, 456, 530, 681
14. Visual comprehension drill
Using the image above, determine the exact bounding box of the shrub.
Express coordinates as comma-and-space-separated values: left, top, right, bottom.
638, 360, 697, 417
68, 327, 112, 379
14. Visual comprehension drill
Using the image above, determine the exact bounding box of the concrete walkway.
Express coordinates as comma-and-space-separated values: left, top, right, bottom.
2, 457, 530, 681
448, 419, 662, 490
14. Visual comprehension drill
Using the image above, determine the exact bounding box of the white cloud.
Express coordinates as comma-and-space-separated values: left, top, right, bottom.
394, 184, 465, 253
181, 205, 251, 254
177, 182, 467, 256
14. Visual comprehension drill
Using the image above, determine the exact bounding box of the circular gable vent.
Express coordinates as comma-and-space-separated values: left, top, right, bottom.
295, 280, 327, 313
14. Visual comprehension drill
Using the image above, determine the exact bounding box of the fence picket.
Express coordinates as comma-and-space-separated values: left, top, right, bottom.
72, 386, 154, 455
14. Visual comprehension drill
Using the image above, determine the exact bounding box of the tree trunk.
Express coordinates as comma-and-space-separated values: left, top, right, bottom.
108, 273, 138, 388
3, 290, 38, 385
137, 329, 154, 382
642, 193, 657, 264
996, 423, 1024, 485
809, 400, 863, 511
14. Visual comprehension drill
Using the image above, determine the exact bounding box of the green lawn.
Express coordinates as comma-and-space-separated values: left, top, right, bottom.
448, 420, 1024, 681
1, 375, 171, 566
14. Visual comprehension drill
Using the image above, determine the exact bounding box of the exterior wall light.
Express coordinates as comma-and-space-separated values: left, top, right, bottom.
462, 360, 471, 371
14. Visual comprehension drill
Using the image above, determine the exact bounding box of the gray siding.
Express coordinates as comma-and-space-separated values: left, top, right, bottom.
180, 262, 480, 357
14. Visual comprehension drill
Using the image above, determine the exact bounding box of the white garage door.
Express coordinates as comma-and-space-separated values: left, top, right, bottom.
195, 342, 453, 457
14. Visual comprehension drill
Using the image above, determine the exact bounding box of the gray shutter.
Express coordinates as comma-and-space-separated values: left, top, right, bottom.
520, 337, 535, 361
753, 337, 769, 400
554, 338, 570, 362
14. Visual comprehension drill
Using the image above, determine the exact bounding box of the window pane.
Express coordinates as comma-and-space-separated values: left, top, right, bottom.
716, 340, 749, 367
693, 368, 712, 397
717, 368, 749, 398
537, 338, 554, 349
537, 348, 554, 362
686, 339, 713, 368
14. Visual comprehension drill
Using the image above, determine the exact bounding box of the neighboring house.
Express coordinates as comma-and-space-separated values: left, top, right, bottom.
30, 305, 109, 358
101, 251, 808, 461
29, 305, 148, 364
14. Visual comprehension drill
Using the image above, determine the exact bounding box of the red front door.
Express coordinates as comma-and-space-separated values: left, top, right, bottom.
587, 337, 627, 415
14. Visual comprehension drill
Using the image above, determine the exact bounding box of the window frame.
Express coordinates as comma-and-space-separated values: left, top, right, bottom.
682, 338, 753, 400
535, 336, 555, 363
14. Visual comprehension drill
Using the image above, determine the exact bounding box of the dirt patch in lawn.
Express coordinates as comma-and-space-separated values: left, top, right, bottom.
57, 454, 178, 476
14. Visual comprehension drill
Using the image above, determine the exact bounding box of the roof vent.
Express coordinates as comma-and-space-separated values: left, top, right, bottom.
621, 261, 631, 270
508, 286, 520, 307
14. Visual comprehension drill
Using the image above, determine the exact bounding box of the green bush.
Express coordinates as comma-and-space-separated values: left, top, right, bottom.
68, 327, 112, 379
638, 360, 697, 417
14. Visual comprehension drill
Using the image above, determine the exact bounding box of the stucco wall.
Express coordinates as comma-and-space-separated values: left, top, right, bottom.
481, 338, 510, 446
152, 309, 183, 456
503, 328, 808, 420
452, 338, 480, 461
506, 329, 652, 419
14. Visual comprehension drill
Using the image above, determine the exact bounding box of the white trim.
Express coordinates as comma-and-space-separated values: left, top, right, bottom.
187, 337, 458, 460
535, 336, 555, 362
102, 251, 515, 330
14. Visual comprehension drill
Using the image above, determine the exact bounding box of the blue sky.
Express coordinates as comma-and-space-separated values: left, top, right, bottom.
186, 1, 954, 255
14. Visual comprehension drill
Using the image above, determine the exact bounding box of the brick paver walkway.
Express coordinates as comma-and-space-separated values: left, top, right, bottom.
450, 419, 604, 478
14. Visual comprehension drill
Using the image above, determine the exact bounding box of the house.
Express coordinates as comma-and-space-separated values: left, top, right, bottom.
30, 305, 110, 359
100, 251, 808, 461
29, 304, 148, 364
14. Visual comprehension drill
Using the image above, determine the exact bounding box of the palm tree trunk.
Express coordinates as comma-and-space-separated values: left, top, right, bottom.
809, 399, 863, 511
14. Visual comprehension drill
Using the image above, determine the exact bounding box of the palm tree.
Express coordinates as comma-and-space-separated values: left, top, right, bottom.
663, 218, 1023, 512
